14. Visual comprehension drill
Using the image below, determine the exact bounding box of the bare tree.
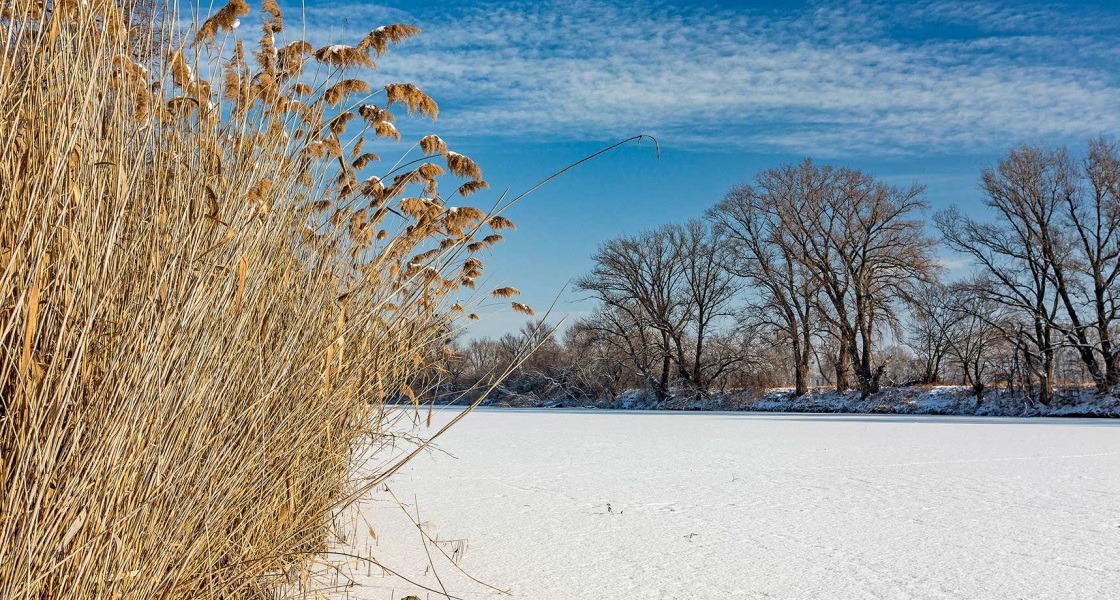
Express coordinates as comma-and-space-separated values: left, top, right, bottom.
828, 169, 937, 396
708, 173, 822, 396
1057, 139, 1120, 388
671, 220, 743, 393
562, 320, 633, 397
576, 227, 691, 398
729, 160, 936, 397
941, 280, 1009, 401
933, 144, 1120, 402
458, 337, 507, 385
571, 304, 664, 395
906, 282, 955, 384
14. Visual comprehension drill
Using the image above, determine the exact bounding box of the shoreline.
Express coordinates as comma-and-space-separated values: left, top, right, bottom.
423, 384, 1120, 418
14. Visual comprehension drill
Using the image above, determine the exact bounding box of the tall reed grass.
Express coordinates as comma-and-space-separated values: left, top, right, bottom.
0, 0, 519, 596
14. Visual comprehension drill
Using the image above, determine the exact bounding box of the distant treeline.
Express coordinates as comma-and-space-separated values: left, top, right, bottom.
444, 140, 1120, 406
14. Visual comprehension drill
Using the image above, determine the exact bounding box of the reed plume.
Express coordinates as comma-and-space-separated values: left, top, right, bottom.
194, 0, 249, 45
385, 82, 439, 120
358, 23, 421, 56
314, 43, 375, 69
420, 134, 448, 156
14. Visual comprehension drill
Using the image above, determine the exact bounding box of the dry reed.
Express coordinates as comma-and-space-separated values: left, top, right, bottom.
0, 0, 525, 597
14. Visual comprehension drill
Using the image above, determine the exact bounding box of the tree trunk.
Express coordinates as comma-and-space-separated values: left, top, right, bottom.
1037, 372, 1052, 405
658, 332, 671, 400
797, 326, 813, 397
793, 351, 809, 396
867, 360, 887, 397
671, 333, 691, 384
857, 324, 878, 398
692, 325, 705, 394
834, 336, 851, 393
1106, 351, 1120, 390
1037, 350, 1054, 406
858, 364, 885, 398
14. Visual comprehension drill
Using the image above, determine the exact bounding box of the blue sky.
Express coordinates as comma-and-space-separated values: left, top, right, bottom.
278, 0, 1120, 337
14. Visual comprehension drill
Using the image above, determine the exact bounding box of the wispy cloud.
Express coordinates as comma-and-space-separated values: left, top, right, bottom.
287, 0, 1120, 156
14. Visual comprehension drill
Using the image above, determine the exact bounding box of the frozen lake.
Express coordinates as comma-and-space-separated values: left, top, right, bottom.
335, 409, 1120, 599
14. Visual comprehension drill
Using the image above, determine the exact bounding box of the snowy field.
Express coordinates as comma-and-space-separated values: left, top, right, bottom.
330, 409, 1120, 599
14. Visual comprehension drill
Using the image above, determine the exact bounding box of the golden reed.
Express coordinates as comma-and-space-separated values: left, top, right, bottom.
0, 0, 524, 596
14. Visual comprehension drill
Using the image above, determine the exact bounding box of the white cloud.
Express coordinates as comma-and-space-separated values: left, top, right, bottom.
288, 0, 1120, 156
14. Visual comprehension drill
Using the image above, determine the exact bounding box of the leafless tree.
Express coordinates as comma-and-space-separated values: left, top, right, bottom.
576, 221, 743, 396
709, 175, 823, 395
671, 220, 743, 392
906, 282, 955, 384
934, 143, 1120, 402
723, 160, 936, 397
562, 321, 634, 397
570, 304, 664, 395
460, 336, 514, 385
823, 168, 937, 396
941, 280, 1010, 401
1057, 139, 1120, 388
576, 227, 691, 398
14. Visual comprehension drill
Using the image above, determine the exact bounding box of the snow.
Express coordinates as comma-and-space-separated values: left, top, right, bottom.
451, 384, 1120, 417
748, 386, 1120, 417
325, 408, 1120, 599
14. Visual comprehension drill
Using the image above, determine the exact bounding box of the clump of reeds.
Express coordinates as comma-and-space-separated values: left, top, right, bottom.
0, 0, 524, 596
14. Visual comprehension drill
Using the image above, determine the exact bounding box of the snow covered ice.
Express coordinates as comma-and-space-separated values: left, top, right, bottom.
334, 409, 1120, 599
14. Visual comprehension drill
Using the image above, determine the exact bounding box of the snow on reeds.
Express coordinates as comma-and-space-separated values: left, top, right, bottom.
0, 0, 522, 596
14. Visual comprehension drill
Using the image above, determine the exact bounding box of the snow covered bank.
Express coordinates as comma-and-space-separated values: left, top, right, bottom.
748, 385, 1120, 418
439, 384, 1120, 417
